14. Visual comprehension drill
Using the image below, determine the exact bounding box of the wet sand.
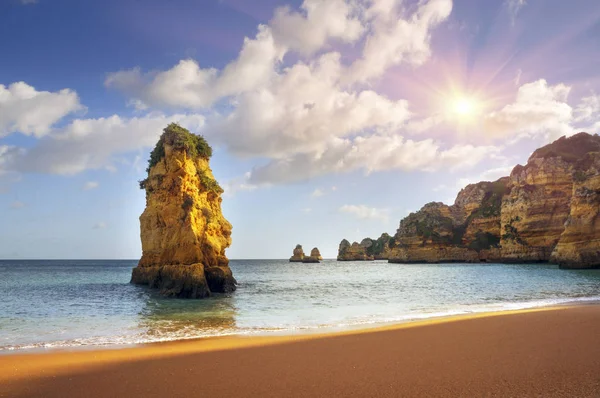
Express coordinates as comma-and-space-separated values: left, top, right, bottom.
1, 305, 600, 397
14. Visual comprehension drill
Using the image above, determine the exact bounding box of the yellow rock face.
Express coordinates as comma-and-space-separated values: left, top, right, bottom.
131, 125, 235, 298
386, 133, 600, 268
499, 157, 573, 262
551, 153, 600, 268
337, 234, 397, 260
337, 239, 375, 261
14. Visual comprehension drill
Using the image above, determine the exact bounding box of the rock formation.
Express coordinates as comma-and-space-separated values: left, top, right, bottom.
343, 133, 600, 269
337, 234, 396, 261
337, 239, 374, 261
310, 247, 323, 260
302, 247, 323, 263
130, 124, 236, 298
550, 152, 600, 268
389, 179, 506, 263
289, 244, 305, 262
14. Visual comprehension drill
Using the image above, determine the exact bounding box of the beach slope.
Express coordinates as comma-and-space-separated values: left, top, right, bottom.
2, 305, 600, 397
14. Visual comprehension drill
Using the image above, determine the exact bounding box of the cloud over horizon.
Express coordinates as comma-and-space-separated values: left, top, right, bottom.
1, 0, 599, 191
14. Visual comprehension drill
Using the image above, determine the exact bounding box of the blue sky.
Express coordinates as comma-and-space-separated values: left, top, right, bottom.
1, 0, 600, 259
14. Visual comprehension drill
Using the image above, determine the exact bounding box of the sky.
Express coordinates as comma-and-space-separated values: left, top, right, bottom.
1, 0, 600, 259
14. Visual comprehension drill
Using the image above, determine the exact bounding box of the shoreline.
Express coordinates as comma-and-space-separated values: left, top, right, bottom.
3, 295, 600, 354
2, 304, 600, 397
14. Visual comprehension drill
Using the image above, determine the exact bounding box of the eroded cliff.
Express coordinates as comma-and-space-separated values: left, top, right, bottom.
130, 124, 236, 297
337, 234, 396, 261
389, 179, 506, 263
551, 152, 600, 268
344, 133, 600, 269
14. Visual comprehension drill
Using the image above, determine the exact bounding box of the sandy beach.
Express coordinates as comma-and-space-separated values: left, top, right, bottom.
1, 305, 599, 397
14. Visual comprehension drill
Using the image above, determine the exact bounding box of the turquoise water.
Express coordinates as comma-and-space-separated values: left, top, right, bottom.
1, 260, 600, 351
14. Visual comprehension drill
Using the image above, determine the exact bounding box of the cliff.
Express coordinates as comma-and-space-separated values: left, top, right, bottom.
363, 132, 600, 269
337, 234, 397, 261
389, 179, 506, 263
550, 152, 600, 268
337, 239, 372, 261
130, 124, 236, 298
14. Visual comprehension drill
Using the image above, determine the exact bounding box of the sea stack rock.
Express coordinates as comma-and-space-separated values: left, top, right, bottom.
310, 247, 323, 260
289, 244, 305, 262
302, 247, 323, 263
130, 123, 236, 298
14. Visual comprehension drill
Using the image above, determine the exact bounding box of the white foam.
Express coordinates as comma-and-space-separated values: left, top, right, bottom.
3, 296, 599, 352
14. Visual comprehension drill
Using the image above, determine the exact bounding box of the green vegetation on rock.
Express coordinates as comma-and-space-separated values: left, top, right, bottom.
573, 170, 588, 182
472, 180, 508, 218
529, 132, 600, 164
139, 124, 216, 190
502, 216, 526, 245
198, 172, 224, 194
146, 123, 213, 173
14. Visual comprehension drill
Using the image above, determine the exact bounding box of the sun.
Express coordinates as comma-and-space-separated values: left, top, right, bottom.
453, 97, 476, 116
445, 94, 481, 123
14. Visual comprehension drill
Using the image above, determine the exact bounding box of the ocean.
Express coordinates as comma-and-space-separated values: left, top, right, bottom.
1, 259, 599, 351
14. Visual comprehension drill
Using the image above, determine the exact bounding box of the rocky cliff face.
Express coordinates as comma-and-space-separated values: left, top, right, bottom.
130, 124, 236, 298
337, 239, 373, 261
499, 133, 600, 266
384, 133, 600, 268
389, 179, 506, 263
551, 152, 600, 268
337, 234, 396, 260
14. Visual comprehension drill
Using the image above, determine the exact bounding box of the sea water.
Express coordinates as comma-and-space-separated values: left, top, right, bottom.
1, 259, 599, 351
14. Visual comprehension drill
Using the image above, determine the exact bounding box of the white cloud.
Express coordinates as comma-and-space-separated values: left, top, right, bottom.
83, 181, 99, 190
506, 0, 526, 25
212, 52, 411, 159
0, 1, 462, 190
484, 79, 574, 141
246, 135, 498, 184
514, 68, 523, 86
574, 94, 600, 123
221, 172, 258, 197
310, 188, 324, 198
301, 207, 312, 214
0, 82, 83, 138
101, 0, 456, 185
270, 0, 364, 55
339, 204, 389, 222
107, 0, 452, 112
346, 0, 453, 83
10, 201, 25, 209
7, 113, 205, 175
92, 222, 107, 229
0, 146, 20, 172
105, 25, 282, 110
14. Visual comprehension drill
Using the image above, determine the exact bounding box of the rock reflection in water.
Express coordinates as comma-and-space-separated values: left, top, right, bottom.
137, 289, 239, 341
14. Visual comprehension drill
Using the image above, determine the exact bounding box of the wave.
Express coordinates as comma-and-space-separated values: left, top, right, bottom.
3, 295, 599, 352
